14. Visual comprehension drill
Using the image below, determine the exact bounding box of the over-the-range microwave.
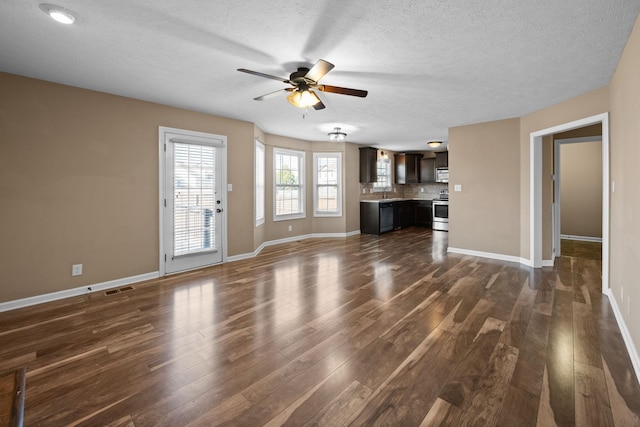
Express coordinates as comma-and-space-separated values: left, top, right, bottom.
436, 168, 448, 183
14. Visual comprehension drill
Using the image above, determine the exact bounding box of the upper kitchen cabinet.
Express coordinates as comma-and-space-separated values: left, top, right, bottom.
395, 153, 422, 184
420, 158, 436, 183
435, 151, 448, 168
359, 147, 378, 183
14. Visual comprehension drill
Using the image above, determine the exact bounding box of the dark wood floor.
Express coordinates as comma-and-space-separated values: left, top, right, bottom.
1, 228, 639, 426
561, 239, 602, 261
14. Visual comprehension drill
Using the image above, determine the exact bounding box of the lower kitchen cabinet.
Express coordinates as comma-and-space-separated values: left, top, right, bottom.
393, 201, 414, 230
360, 202, 394, 235
414, 200, 432, 227
361, 200, 434, 234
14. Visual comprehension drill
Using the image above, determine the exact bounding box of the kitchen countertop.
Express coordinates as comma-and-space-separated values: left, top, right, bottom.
360, 198, 441, 203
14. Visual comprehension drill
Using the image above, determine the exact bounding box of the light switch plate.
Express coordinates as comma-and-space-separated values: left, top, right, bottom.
227, 183, 233, 191
454, 184, 462, 192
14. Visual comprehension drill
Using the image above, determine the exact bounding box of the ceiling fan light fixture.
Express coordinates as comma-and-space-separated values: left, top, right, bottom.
40, 4, 76, 24
328, 127, 347, 142
428, 140, 443, 148
287, 89, 320, 108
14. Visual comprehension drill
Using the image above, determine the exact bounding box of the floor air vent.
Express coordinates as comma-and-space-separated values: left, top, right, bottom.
104, 286, 135, 296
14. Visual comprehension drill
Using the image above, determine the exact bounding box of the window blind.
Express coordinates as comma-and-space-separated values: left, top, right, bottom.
173, 143, 216, 256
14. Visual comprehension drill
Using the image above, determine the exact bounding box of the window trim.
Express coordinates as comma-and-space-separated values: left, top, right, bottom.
313, 152, 342, 217
273, 147, 306, 221
255, 139, 265, 226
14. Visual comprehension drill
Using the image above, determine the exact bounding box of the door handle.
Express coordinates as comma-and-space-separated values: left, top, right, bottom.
216, 208, 223, 213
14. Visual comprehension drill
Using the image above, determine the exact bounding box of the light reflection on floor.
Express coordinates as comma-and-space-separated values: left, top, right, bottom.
315, 255, 341, 314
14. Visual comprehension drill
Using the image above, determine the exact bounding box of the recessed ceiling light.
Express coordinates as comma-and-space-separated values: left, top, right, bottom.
40, 4, 76, 24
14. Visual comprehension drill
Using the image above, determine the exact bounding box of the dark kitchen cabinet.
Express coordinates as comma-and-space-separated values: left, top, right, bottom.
359, 147, 378, 183
360, 202, 394, 235
435, 151, 448, 168
414, 200, 432, 227
395, 153, 422, 184
420, 158, 436, 183
394, 201, 415, 230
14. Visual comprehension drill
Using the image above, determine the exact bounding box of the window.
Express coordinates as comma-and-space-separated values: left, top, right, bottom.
313, 152, 342, 217
274, 148, 305, 220
172, 143, 216, 256
373, 158, 391, 191
255, 139, 265, 226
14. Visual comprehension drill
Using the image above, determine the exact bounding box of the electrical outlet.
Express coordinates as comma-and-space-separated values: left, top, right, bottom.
621, 286, 624, 302
288, 225, 292, 232
72, 264, 83, 276
420, 187, 425, 193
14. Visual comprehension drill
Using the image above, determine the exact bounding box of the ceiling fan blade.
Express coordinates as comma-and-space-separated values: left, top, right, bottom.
253, 88, 292, 101
318, 85, 368, 97
305, 59, 335, 82
237, 68, 290, 83
313, 99, 326, 110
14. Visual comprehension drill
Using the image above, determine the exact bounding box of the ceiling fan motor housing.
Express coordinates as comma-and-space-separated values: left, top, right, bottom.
290, 67, 312, 84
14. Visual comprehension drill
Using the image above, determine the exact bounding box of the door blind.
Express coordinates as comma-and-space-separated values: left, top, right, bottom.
173, 143, 216, 256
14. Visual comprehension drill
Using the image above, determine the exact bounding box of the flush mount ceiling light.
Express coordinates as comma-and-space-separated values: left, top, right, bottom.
328, 127, 347, 142
428, 140, 443, 148
40, 4, 76, 24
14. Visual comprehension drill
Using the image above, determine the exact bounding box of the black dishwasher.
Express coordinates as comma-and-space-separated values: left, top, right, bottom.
379, 203, 394, 233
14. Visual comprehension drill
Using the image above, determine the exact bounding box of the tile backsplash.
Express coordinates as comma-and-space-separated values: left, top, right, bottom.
359, 182, 448, 200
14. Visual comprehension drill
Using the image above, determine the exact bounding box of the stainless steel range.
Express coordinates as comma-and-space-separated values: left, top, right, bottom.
432, 190, 449, 231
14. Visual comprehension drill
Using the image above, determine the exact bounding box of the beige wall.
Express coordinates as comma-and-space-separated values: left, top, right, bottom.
609, 12, 640, 359
559, 141, 603, 238
0, 73, 255, 301
448, 118, 521, 256
0, 73, 357, 303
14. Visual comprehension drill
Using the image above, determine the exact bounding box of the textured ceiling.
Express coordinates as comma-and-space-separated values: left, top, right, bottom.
1, 1, 639, 151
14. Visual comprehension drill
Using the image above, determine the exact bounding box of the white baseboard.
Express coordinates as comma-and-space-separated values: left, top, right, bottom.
561, 234, 603, 243
447, 247, 556, 268
227, 230, 361, 263
447, 247, 525, 265
603, 289, 640, 385
0, 271, 159, 313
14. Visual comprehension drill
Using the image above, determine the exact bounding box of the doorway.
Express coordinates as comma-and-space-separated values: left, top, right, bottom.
553, 135, 603, 257
529, 112, 610, 292
159, 127, 227, 275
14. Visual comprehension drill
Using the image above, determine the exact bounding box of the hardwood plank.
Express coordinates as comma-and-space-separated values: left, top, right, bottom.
346, 328, 452, 426
457, 342, 519, 425
497, 385, 540, 427
544, 289, 575, 426
602, 356, 640, 427
420, 397, 462, 426
301, 380, 372, 427
438, 316, 505, 409
509, 311, 551, 398
573, 301, 602, 368
574, 361, 614, 427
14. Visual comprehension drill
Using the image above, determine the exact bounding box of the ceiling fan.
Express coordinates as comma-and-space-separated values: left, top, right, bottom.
237, 59, 368, 110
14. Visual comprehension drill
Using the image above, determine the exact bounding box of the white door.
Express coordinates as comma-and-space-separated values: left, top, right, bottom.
160, 127, 226, 274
